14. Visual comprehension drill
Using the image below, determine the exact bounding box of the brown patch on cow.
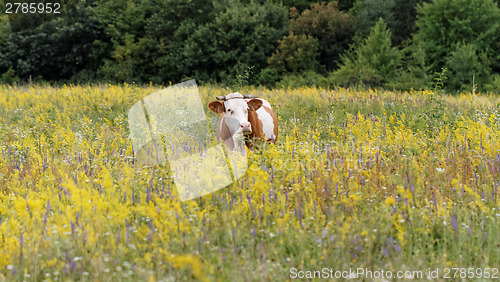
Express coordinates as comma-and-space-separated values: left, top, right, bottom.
246, 109, 265, 148
247, 99, 263, 111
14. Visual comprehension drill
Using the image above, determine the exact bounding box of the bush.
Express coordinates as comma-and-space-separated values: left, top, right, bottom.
289, 1, 353, 71
0, 67, 20, 84
332, 60, 381, 88
268, 34, 319, 74
257, 68, 279, 88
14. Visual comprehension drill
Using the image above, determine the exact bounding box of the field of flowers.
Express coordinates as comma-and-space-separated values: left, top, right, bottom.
0, 83, 499, 281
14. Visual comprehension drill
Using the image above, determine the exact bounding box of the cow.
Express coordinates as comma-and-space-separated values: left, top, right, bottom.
208, 92, 278, 151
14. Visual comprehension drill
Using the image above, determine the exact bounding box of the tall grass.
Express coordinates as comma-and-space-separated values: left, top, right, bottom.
0, 84, 499, 280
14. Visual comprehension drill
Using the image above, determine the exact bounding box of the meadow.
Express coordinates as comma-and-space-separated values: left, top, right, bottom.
0, 83, 499, 281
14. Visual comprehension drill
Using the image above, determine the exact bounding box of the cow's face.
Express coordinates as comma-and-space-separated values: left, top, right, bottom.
209, 98, 263, 135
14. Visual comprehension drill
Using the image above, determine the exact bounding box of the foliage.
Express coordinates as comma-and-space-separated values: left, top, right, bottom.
268, 33, 319, 74
206, 1, 289, 85
0, 0, 104, 81
0, 67, 19, 84
0, 84, 499, 280
432, 67, 448, 92
93, 0, 194, 83
256, 67, 280, 88
289, 1, 353, 71
389, 41, 430, 90
0, 0, 287, 85
0, 0, 498, 91
445, 44, 492, 93
389, 0, 428, 46
280, 0, 354, 12
280, 0, 321, 11
333, 18, 401, 87
233, 66, 255, 91
351, 0, 426, 47
484, 74, 500, 94
336, 0, 356, 11
148, 0, 218, 84
349, 0, 395, 39
413, 0, 500, 74
0, 13, 10, 46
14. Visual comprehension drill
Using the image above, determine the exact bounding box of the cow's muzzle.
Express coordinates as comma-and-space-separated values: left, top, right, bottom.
240, 121, 252, 133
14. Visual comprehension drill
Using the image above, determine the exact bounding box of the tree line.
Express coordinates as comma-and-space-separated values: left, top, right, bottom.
0, 0, 499, 93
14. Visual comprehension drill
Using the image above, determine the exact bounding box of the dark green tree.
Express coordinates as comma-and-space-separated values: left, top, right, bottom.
333, 18, 401, 87
349, 0, 395, 40
392, 41, 431, 90
389, 0, 428, 46
445, 44, 492, 92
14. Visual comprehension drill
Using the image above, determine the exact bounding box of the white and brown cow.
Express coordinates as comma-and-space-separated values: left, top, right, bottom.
208, 92, 278, 150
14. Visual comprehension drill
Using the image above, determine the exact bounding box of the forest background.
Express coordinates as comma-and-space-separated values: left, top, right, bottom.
0, 0, 499, 93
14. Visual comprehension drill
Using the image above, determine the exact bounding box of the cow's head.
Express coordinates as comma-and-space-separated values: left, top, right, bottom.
208, 92, 263, 135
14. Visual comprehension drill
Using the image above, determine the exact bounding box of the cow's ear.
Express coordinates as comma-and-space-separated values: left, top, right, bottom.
247, 99, 263, 111
209, 101, 225, 113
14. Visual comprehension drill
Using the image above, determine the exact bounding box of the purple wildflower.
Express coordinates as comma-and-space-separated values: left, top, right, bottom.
388, 236, 393, 246
116, 230, 121, 245
82, 230, 87, 246
148, 220, 154, 243
394, 244, 400, 253
432, 193, 438, 212
451, 215, 458, 231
